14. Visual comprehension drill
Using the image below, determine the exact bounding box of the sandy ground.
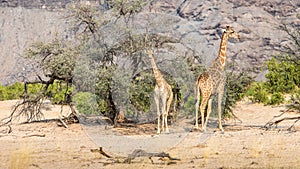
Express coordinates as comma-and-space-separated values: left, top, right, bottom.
0, 100, 300, 169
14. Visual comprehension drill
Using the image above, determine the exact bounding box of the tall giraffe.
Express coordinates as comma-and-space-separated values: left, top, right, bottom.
195, 26, 240, 132
146, 49, 173, 134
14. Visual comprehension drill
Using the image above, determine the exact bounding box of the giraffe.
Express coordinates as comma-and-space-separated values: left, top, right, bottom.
146, 49, 173, 134
195, 26, 240, 132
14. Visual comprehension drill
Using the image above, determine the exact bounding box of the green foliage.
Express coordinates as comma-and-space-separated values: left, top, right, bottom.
246, 82, 269, 104
183, 95, 197, 116
25, 38, 78, 82
129, 70, 154, 112
73, 92, 99, 114
6, 82, 24, 100
246, 56, 299, 106
265, 58, 300, 93
224, 71, 253, 116
94, 66, 118, 119
0, 85, 8, 101
269, 92, 285, 105
26, 83, 43, 95
0, 82, 24, 100
0, 81, 73, 104
46, 81, 73, 104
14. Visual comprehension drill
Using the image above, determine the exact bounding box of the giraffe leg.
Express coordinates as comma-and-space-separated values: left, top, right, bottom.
204, 98, 212, 130
165, 92, 173, 133
154, 95, 161, 134
218, 92, 224, 132
195, 87, 201, 129
200, 96, 209, 132
163, 113, 169, 133
161, 96, 167, 133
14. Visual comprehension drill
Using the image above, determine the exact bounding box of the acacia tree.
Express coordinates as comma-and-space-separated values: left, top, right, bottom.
69, 1, 184, 125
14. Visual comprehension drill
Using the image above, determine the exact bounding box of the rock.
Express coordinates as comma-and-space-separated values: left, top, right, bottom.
0, 0, 299, 84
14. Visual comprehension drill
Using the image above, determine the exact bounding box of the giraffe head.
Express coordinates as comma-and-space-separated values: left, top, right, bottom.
224, 26, 240, 39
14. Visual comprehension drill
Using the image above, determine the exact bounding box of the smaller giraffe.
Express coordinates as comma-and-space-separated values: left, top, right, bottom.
195, 26, 240, 132
146, 49, 173, 134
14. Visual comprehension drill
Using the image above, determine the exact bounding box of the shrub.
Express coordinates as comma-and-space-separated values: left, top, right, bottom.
269, 92, 285, 105
246, 56, 299, 106
183, 95, 197, 116
47, 81, 73, 104
0, 85, 8, 101
129, 71, 154, 113
224, 71, 253, 117
6, 82, 24, 100
246, 82, 269, 105
73, 92, 99, 114
27, 83, 43, 95
0, 82, 24, 100
265, 58, 299, 93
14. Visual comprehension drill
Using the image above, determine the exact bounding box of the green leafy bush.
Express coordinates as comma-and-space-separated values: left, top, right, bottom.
224, 71, 253, 116
73, 92, 99, 114
246, 57, 299, 106
0, 85, 8, 101
46, 81, 73, 104
183, 95, 197, 116
246, 82, 269, 104
0, 81, 73, 105
129, 71, 154, 113
0, 82, 24, 100
265, 58, 299, 93
6, 82, 24, 100
26, 83, 43, 95
269, 92, 285, 105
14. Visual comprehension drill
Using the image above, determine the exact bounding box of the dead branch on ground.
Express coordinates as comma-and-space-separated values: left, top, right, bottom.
264, 108, 300, 131
124, 149, 180, 164
90, 147, 113, 158
22, 134, 46, 138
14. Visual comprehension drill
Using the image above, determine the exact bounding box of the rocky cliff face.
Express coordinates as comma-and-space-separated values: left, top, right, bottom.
150, 0, 299, 78
1, 0, 89, 10
0, 0, 299, 85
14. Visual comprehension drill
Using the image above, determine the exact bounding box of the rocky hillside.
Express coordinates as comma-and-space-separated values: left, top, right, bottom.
0, 0, 299, 85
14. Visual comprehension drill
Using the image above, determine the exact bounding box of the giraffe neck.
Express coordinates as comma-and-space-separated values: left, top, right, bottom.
217, 32, 229, 69
149, 54, 164, 86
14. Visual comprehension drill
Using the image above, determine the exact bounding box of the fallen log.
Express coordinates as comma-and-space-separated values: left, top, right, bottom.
22, 134, 46, 138
124, 149, 180, 164
264, 109, 300, 131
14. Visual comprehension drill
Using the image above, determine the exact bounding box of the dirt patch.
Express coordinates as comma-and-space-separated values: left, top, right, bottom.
0, 100, 300, 168
113, 123, 157, 135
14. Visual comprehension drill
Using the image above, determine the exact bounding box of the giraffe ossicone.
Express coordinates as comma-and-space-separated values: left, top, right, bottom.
195, 26, 240, 132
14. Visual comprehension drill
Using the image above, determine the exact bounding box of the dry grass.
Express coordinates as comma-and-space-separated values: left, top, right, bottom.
248, 139, 263, 158
1, 100, 300, 169
10, 148, 32, 169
